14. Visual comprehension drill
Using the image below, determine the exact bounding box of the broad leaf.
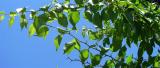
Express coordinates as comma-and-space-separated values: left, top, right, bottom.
0, 11, 5, 15
54, 35, 62, 51
80, 49, 89, 62
28, 24, 36, 37
92, 12, 102, 28
57, 13, 68, 27
64, 42, 75, 54
91, 54, 101, 66
126, 55, 132, 64
9, 12, 17, 27
37, 25, 49, 38
68, 11, 80, 29
20, 14, 28, 29
0, 15, 4, 22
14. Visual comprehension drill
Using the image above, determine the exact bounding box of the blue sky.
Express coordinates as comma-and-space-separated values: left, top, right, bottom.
0, 0, 82, 68
0, 0, 159, 68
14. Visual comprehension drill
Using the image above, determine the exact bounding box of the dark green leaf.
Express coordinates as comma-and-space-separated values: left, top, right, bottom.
16, 8, 26, 13
74, 39, 80, 50
103, 37, 110, 46
64, 42, 75, 54
20, 14, 28, 29
91, 54, 101, 66
58, 28, 68, 34
92, 12, 102, 28
84, 10, 92, 22
57, 13, 68, 27
118, 46, 127, 58
110, 35, 122, 52
75, 0, 83, 4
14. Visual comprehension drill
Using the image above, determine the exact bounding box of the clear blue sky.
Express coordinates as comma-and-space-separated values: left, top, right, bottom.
0, 0, 82, 68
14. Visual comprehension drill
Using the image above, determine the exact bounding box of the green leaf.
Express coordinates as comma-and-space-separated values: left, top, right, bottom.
54, 35, 62, 51
64, 0, 70, 4
103, 60, 114, 68
118, 46, 127, 58
37, 25, 49, 38
69, 11, 80, 29
154, 61, 160, 67
30, 11, 36, 19
110, 35, 122, 52
100, 47, 109, 55
63, 39, 80, 54
58, 28, 68, 34
92, 0, 102, 4
64, 42, 75, 54
28, 24, 36, 37
20, 14, 28, 29
9, 17, 14, 27
91, 54, 101, 66
126, 55, 132, 64
16, 8, 26, 13
103, 37, 110, 46
84, 10, 92, 22
75, 0, 83, 4
57, 13, 68, 27
92, 12, 102, 28
0, 15, 4, 22
74, 39, 80, 50
33, 13, 49, 29
80, 49, 89, 62
89, 30, 96, 40
0, 11, 5, 15
9, 12, 17, 27
138, 41, 145, 58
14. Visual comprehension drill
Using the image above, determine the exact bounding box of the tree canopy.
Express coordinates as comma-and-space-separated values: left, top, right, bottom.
0, 0, 160, 67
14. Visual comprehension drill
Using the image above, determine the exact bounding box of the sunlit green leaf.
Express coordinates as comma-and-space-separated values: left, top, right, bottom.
126, 55, 132, 64
64, 0, 70, 4
73, 39, 80, 50
89, 30, 96, 40
37, 25, 49, 38
0, 15, 4, 22
80, 49, 89, 62
103, 60, 114, 68
69, 11, 80, 29
0, 11, 5, 15
9, 12, 17, 27
54, 35, 62, 51
28, 24, 36, 37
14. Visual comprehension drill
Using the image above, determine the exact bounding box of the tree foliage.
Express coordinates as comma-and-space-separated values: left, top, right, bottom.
0, 0, 160, 67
